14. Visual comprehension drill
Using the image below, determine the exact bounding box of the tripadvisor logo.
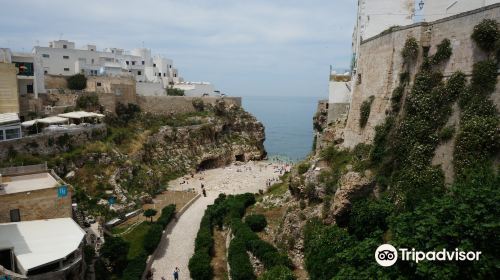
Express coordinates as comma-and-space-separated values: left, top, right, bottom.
375, 244, 482, 267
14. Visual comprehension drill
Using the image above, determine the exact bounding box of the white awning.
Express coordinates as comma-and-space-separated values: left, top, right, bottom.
58, 111, 105, 119
0, 218, 85, 275
37, 116, 69, 124
21, 120, 37, 127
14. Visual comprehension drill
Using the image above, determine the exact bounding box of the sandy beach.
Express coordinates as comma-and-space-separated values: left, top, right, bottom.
150, 160, 290, 280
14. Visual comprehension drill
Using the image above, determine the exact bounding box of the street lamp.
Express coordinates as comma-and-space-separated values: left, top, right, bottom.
419, 0, 425, 10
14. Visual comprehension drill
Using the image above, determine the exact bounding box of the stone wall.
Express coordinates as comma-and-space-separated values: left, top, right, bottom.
0, 124, 106, 160
343, 4, 500, 148
0, 185, 72, 223
137, 96, 242, 114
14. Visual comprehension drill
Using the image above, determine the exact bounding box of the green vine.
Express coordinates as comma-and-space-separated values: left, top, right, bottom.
431, 38, 453, 65
471, 19, 500, 53
359, 96, 374, 128
401, 37, 419, 62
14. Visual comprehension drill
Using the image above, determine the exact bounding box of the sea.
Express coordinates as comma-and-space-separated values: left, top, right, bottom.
242, 95, 323, 163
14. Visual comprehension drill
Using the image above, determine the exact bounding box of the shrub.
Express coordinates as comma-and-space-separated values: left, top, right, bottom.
143, 224, 163, 254
100, 236, 129, 274
438, 125, 455, 142
245, 214, 267, 232
228, 237, 255, 280
431, 38, 453, 65
76, 94, 99, 111
115, 102, 141, 124
247, 239, 292, 269
157, 204, 176, 228
192, 98, 205, 111
167, 87, 185, 96
347, 198, 393, 240
401, 37, 419, 61
67, 73, 87, 90
189, 250, 213, 280
359, 96, 374, 128
471, 19, 499, 52
259, 266, 296, 280
122, 253, 147, 280
297, 162, 310, 175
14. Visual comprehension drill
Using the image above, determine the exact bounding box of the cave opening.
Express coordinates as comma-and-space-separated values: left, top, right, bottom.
198, 158, 220, 171
235, 154, 245, 162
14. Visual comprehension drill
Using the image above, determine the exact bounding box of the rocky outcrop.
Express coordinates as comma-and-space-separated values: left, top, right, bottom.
332, 171, 375, 225
144, 105, 266, 173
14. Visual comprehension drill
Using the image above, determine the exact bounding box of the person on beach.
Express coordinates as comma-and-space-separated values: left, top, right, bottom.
173, 267, 180, 280
202, 188, 207, 197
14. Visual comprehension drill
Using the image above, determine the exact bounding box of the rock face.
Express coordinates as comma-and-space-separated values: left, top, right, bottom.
144, 105, 266, 173
332, 171, 374, 225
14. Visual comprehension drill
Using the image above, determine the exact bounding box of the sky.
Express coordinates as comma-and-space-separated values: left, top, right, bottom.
0, 0, 356, 98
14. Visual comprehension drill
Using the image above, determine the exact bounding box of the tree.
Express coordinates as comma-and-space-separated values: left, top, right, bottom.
143, 209, 158, 222
67, 73, 87, 90
99, 237, 129, 274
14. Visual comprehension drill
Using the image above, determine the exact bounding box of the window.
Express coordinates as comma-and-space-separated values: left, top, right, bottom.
163, 73, 166, 77
10, 209, 20, 222
27, 84, 33, 94
63, 55, 69, 59
158, 73, 161, 76
97, 82, 102, 87
63, 44, 67, 49
126, 61, 129, 65
44, 70, 48, 74
357, 73, 362, 84
91, 58, 95, 64
64, 68, 70, 71
174, 73, 177, 77
5, 128, 20, 140
169, 65, 172, 68
0, 131, 3, 141
153, 63, 156, 67
42, 54, 50, 58
132, 61, 136, 66
142, 61, 145, 65
137, 71, 142, 75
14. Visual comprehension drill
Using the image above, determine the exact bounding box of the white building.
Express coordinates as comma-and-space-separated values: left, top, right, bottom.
33, 39, 183, 87
351, 0, 415, 72
173, 82, 217, 97
0, 48, 45, 99
327, 70, 352, 123
0, 218, 85, 278
421, 0, 500, 22
0, 113, 22, 142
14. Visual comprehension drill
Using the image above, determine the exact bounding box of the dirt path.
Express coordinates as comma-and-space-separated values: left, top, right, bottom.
150, 161, 289, 280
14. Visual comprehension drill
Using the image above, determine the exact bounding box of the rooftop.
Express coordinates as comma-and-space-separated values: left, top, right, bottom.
0, 113, 20, 126
0, 218, 85, 274
0, 172, 60, 195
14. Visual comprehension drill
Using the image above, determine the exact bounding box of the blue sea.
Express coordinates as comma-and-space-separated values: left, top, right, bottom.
242, 95, 323, 162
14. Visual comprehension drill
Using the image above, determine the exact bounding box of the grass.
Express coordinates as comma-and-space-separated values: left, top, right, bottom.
211, 229, 229, 279
266, 173, 290, 197
122, 222, 152, 260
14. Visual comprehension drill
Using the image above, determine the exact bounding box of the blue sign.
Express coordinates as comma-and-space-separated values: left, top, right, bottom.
108, 197, 116, 205
57, 185, 68, 197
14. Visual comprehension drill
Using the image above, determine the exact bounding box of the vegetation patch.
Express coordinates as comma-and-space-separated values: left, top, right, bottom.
359, 95, 374, 128
67, 73, 87, 90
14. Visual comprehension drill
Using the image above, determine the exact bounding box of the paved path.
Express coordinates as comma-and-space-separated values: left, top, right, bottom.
150, 161, 289, 280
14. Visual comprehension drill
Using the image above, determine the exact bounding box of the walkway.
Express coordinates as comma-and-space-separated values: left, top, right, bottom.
150, 161, 288, 280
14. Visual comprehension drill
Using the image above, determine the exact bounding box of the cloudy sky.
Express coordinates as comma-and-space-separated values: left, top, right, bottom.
0, 0, 356, 97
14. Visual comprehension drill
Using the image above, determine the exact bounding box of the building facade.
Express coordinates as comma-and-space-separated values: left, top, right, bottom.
0, 165, 72, 223
33, 40, 183, 88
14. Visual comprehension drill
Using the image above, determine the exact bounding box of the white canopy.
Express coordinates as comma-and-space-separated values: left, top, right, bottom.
21, 116, 68, 127
21, 119, 37, 127
58, 111, 105, 119
37, 116, 69, 124
0, 218, 85, 274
